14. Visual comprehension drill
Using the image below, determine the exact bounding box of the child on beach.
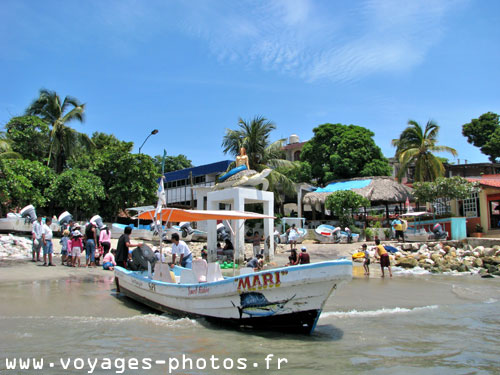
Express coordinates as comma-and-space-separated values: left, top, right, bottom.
70, 231, 83, 267
102, 249, 116, 271
60, 230, 70, 265
362, 243, 370, 276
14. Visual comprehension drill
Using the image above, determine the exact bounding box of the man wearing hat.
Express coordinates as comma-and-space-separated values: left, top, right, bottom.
298, 246, 310, 264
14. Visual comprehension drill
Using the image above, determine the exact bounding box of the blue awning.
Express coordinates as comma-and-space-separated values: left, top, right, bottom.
314, 179, 372, 193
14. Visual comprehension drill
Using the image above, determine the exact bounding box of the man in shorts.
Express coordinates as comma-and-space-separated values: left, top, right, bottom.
31, 216, 43, 262
42, 217, 55, 266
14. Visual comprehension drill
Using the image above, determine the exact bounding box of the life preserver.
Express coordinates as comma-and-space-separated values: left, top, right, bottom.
352, 252, 365, 259
218, 165, 247, 182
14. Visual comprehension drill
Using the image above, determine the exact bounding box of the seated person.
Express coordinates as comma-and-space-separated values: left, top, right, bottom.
287, 248, 299, 266
246, 254, 263, 271
102, 249, 117, 270
298, 246, 310, 264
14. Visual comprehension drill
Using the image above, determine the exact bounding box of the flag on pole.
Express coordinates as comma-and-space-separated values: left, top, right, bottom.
156, 176, 166, 216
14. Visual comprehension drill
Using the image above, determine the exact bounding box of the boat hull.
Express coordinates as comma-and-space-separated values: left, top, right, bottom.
114, 260, 352, 334
111, 223, 153, 241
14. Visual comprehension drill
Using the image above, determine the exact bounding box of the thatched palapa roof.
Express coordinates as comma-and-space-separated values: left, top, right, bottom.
303, 176, 413, 210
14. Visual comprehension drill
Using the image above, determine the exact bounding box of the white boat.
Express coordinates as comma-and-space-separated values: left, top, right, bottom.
314, 224, 359, 243
279, 217, 308, 244
115, 259, 352, 334
111, 206, 156, 240
0, 206, 61, 233
114, 207, 353, 333
111, 223, 154, 241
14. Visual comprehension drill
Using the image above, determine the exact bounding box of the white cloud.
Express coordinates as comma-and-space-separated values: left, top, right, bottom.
173, 0, 465, 82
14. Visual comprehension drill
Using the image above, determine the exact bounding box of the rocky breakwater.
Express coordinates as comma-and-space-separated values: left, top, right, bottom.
393, 242, 500, 276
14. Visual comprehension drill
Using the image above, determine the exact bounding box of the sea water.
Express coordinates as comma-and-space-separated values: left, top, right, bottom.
0, 272, 499, 374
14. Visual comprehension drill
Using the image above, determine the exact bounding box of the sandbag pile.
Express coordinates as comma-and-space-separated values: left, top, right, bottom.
0, 234, 33, 259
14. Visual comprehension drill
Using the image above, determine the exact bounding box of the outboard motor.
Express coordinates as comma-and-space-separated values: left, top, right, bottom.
432, 223, 447, 240
58, 211, 73, 226
217, 223, 230, 241
20, 205, 37, 223
179, 222, 194, 238
90, 215, 104, 229
129, 244, 157, 271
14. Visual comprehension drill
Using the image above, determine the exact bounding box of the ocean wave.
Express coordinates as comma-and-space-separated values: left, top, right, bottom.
0, 314, 200, 328
320, 305, 438, 319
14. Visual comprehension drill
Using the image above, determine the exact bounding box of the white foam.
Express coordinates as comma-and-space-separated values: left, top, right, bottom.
320, 305, 438, 319
392, 266, 430, 275
0, 314, 200, 328
484, 298, 498, 304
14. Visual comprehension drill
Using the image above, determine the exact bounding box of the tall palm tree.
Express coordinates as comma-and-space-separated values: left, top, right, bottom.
392, 120, 457, 182
25, 89, 90, 173
222, 116, 297, 199
0, 132, 20, 159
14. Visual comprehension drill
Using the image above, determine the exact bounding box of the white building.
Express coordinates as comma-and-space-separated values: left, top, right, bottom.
164, 160, 232, 207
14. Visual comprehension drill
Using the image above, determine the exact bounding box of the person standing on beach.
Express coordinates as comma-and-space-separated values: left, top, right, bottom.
375, 239, 392, 278
115, 226, 142, 268
391, 214, 405, 243
252, 231, 262, 256
362, 243, 370, 276
70, 230, 83, 267
84, 222, 97, 267
60, 229, 69, 265
170, 232, 193, 269
42, 217, 55, 266
286, 224, 298, 250
99, 225, 111, 255
31, 216, 43, 262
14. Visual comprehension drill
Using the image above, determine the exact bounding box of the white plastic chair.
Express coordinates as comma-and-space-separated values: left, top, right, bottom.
180, 268, 197, 284
153, 263, 175, 283
192, 259, 208, 282
207, 262, 224, 282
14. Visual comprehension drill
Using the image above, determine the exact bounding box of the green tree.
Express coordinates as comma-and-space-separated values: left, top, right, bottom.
25, 89, 91, 173
413, 176, 480, 206
4, 115, 49, 161
73, 133, 157, 220
392, 120, 457, 182
47, 169, 105, 220
325, 190, 370, 228
153, 154, 192, 174
0, 159, 55, 215
462, 112, 500, 162
301, 123, 391, 184
0, 132, 21, 160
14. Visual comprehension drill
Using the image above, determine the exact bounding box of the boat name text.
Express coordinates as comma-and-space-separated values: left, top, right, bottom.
236, 271, 288, 292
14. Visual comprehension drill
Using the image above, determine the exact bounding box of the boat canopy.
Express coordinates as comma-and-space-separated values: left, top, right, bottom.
126, 206, 156, 214
137, 208, 275, 222
400, 211, 431, 217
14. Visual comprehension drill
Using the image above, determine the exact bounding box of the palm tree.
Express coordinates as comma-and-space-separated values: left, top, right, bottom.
25, 89, 91, 173
222, 116, 297, 204
0, 132, 20, 159
392, 120, 457, 182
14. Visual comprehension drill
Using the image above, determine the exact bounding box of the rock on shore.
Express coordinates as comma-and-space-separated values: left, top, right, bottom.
353, 241, 500, 275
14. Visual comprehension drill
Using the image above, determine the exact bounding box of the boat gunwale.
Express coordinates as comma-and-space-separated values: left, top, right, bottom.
115, 259, 352, 289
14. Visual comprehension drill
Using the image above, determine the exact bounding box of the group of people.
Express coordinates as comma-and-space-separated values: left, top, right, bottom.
286, 246, 310, 266
31, 217, 116, 270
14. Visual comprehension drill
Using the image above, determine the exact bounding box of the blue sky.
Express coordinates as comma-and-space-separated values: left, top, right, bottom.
1, 0, 499, 166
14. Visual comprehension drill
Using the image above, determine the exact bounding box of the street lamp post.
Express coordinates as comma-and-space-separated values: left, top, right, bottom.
138, 129, 159, 154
